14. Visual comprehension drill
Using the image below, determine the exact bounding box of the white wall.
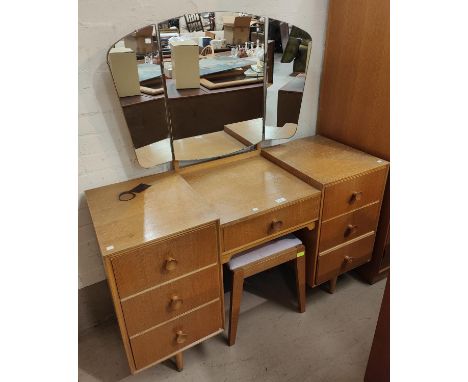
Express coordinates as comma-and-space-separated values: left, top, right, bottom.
78, 0, 329, 289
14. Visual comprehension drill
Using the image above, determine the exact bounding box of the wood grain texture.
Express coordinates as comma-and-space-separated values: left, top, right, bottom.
134, 138, 173, 168
130, 299, 222, 370
111, 224, 218, 298
316, 233, 375, 285
181, 155, 321, 225
224, 118, 298, 146
222, 197, 319, 253
262, 135, 388, 187
316, 0, 390, 161
85, 173, 218, 256
121, 265, 220, 336
103, 257, 137, 374
228, 269, 244, 346
173, 131, 248, 161
321, 168, 388, 220
358, 176, 390, 283
319, 202, 380, 252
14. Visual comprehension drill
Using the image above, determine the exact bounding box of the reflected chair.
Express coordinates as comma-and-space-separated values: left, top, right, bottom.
184, 13, 204, 32
227, 234, 306, 346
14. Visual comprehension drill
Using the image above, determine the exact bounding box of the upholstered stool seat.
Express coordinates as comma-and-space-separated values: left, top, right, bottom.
227, 234, 306, 346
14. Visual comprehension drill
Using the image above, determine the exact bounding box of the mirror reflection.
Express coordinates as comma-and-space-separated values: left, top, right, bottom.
107, 25, 172, 168
158, 12, 267, 161
106, 16, 312, 168
264, 20, 311, 141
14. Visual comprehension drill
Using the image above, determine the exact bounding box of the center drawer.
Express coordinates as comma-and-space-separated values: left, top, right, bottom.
130, 299, 222, 371
111, 224, 218, 298
121, 265, 221, 337
222, 196, 320, 253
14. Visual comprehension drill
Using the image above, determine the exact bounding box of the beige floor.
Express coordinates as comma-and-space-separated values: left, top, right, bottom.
79, 268, 386, 382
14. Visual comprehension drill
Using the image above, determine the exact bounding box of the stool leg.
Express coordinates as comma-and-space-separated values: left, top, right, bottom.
228, 269, 244, 346
174, 352, 183, 372
329, 276, 338, 294
294, 256, 306, 313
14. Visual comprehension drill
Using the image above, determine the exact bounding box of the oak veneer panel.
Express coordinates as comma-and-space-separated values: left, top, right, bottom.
317, 0, 389, 161
130, 299, 222, 370
121, 265, 220, 336
85, 173, 218, 256
319, 202, 380, 252
262, 135, 388, 188
181, 155, 321, 225
111, 224, 218, 298
223, 197, 319, 253
316, 233, 375, 285
322, 168, 387, 220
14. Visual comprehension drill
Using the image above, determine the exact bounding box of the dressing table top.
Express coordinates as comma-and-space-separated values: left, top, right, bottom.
85, 173, 217, 256
180, 152, 321, 225
262, 135, 389, 187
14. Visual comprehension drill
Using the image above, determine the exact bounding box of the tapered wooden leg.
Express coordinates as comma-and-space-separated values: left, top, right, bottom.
174, 352, 183, 372
228, 269, 244, 346
294, 256, 306, 313
329, 276, 338, 294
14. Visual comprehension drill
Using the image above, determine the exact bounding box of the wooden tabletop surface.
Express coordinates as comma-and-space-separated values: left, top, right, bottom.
85, 173, 218, 256
262, 135, 389, 187
180, 153, 321, 225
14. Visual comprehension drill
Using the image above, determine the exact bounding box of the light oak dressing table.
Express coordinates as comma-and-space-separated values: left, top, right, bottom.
86, 149, 321, 374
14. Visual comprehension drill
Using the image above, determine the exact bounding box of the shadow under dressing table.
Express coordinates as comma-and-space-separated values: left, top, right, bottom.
85, 138, 388, 374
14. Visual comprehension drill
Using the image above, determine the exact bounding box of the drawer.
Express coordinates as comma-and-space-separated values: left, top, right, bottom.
322, 168, 387, 220
121, 265, 221, 336
316, 233, 375, 285
319, 202, 380, 252
222, 196, 320, 253
130, 299, 222, 370
111, 224, 218, 298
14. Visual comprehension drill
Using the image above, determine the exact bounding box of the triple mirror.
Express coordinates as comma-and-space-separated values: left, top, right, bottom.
107, 12, 312, 168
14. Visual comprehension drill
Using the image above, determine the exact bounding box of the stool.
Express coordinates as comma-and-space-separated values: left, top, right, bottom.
227, 234, 306, 346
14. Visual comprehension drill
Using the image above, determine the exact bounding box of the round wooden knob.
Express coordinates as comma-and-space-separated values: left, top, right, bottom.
344, 224, 358, 237
270, 219, 283, 233
170, 295, 183, 310
165, 257, 178, 271
176, 330, 188, 344
349, 191, 363, 203
344, 255, 354, 265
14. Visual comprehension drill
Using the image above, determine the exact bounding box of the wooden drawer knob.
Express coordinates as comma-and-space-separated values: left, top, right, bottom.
165, 256, 178, 271
269, 219, 284, 233
344, 224, 358, 237
176, 330, 188, 344
170, 295, 183, 310
344, 255, 354, 265
349, 191, 363, 204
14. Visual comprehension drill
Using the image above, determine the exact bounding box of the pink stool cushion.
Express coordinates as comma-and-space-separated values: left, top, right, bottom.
228, 234, 302, 270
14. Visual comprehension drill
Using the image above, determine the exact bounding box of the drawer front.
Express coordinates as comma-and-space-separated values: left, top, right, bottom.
222, 196, 320, 253
111, 224, 218, 298
316, 234, 375, 285
322, 168, 387, 220
121, 265, 221, 337
130, 299, 222, 370
319, 202, 380, 252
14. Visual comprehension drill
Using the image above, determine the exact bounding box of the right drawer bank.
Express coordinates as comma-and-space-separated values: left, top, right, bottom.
262, 135, 389, 288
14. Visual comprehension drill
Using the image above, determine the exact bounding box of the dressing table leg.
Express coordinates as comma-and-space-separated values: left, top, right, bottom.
294, 256, 306, 313
174, 352, 183, 372
329, 276, 338, 294
228, 269, 244, 346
